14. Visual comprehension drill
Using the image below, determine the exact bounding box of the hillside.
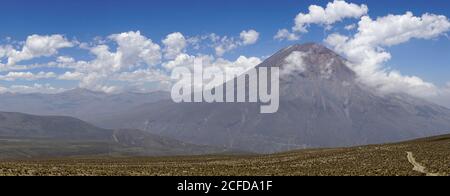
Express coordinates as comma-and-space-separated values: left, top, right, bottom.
0, 134, 448, 176
0, 111, 112, 140
0, 112, 226, 159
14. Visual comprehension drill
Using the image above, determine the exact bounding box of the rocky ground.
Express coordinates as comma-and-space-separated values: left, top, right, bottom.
0, 134, 448, 176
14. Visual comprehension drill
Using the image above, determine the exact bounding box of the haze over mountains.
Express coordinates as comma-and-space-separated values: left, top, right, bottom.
1, 43, 450, 154
0, 89, 169, 122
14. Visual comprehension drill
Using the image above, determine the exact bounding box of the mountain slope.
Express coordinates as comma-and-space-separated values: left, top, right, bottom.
0, 112, 225, 159
0, 112, 112, 140
96, 43, 450, 153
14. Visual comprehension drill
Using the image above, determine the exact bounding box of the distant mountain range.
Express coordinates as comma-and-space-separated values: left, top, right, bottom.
0, 89, 169, 123
1, 43, 450, 155
0, 112, 226, 159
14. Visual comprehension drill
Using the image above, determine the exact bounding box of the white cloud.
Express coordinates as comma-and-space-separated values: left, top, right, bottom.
162, 32, 187, 59
77, 72, 118, 93
108, 31, 162, 70
0, 46, 13, 71
164, 53, 261, 90
344, 24, 356, 30
93, 85, 119, 94
213, 56, 262, 73
214, 36, 239, 56
83, 45, 119, 72
6, 83, 65, 94
274, 29, 300, 41
59, 31, 162, 93
356, 12, 450, 47
186, 36, 200, 46
163, 53, 200, 70
0, 71, 56, 81
6, 34, 74, 66
0, 30, 264, 94
325, 12, 450, 98
240, 29, 260, 45
163, 53, 260, 73
78, 72, 103, 88
180, 30, 260, 56
117, 69, 170, 83
56, 56, 75, 64
430, 83, 450, 108
58, 71, 83, 80
0, 46, 9, 59
293, 0, 368, 32
282, 51, 307, 75
203, 30, 260, 56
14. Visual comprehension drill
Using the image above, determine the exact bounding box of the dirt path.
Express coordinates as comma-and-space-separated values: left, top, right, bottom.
112, 131, 119, 143
406, 152, 442, 176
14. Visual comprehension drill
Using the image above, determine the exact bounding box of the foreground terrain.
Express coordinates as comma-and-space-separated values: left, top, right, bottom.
0, 134, 448, 176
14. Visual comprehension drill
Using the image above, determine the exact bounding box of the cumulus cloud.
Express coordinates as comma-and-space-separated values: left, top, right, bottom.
162, 32, 187, 59
165, 53, 262, 91
77, 72, 118, 93
163, 53, 260, 73
6, 34, 74, 66
213, 56, 262, 75
274, 29, 300, 41
5, 83, 65, 94
325, 11, 450, 98
58, 71, 83, 80
430, 83, 450, 108
213, 35, 239, 56
118, 69, 170, 83
293, 0, 368, 33
199, 30, 260, 56
0, 29, 262, 94
56, 31, 163, 92
163, 53, 203, 71
49, 31, 223, 93
0, 71, 56, 81
282, 51, 307, 75
163, 53, 261, 90
108, 31, 162, 69
240, 29, 260, 45
180, 30, 260, 56
56, 56, 75, 64
344, 24, 356, 30
0, 46, 9, 59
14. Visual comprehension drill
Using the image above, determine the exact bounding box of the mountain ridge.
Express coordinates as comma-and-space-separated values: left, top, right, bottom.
0, 111, 228, 159
0, 89, 170, 123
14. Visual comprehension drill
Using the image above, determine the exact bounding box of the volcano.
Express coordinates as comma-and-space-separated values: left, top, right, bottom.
97, 43, 450, 153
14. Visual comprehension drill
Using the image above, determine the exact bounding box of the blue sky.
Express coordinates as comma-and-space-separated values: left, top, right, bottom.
0, 0, 449, 99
